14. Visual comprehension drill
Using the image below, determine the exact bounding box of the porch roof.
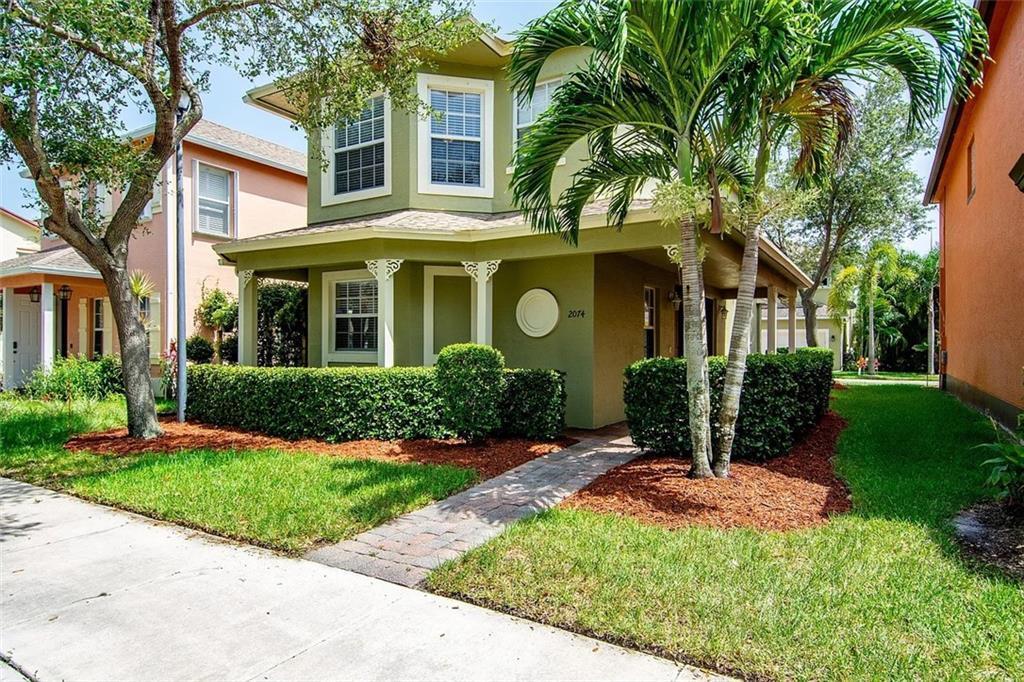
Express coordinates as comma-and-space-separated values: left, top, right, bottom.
0, 245, 100, 280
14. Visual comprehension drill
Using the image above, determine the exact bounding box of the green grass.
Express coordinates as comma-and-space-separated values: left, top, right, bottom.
834, 371, 938, 381
0, 397, 475, 553
429, 386, 1024, 680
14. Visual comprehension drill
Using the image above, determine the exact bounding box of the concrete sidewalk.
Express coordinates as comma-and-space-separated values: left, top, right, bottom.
0, 478, 720, 681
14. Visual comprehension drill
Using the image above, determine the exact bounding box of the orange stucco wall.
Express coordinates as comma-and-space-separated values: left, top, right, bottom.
935, 1, 1024, 414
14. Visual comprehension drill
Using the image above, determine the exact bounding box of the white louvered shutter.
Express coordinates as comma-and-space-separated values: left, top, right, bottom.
102, 298, 114, 356
77, 298, 88, 358
148, 294, 161, 359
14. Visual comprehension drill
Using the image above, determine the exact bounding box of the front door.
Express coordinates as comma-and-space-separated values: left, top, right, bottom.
10, 294, 41, 387
424, 266, 473, 365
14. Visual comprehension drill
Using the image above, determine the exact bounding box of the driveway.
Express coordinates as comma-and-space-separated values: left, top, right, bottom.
0, 478, 719, 681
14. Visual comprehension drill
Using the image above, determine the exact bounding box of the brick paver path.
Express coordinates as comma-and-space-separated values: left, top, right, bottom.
305, 432, 638, 587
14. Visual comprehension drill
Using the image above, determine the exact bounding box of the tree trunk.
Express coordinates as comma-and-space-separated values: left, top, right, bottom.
678, 218, 713, 478
801, 289, 819, 347
867, 299, 876, 375
714, 219, 760, 478
214, 327, 223, 364
105, 265, 163, 438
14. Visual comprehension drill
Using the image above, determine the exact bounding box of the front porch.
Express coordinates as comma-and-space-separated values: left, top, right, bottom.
222, 210, 810, 430
0, 247, 110, 389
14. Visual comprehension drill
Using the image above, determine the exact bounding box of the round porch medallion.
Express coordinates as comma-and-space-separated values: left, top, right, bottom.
516, 288, 559, 338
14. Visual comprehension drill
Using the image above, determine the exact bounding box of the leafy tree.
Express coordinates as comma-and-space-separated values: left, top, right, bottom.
828, 241, 916, 375
195, 284, 237, 364
1, 0, 474, 437
256, 281, 307, 367
768, 76, 940, 349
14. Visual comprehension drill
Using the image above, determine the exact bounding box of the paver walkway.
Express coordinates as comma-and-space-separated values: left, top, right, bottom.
306, 432, 639, 586
1, 477, 724, 681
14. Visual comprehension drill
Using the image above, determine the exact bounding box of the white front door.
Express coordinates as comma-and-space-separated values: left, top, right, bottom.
10, 294, 41, 387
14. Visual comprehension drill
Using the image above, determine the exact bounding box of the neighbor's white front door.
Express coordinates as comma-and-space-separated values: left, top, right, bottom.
10, 293, 41, 387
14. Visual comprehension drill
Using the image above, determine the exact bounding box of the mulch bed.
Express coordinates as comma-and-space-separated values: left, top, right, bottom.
563, 412, 851, 532
953, 502, 1024, 581
65, 417, 574, 480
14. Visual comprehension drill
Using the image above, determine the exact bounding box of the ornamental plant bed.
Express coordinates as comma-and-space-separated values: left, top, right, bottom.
65, 418, 574, 480
563, 412, 850, 532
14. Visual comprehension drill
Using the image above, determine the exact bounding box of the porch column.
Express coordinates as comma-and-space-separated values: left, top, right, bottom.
462, 260, 501, 345
366, 259, 403, 367
787, 294, 797, 352
40, 282, 56, 372
237, 270, 257, 366
2, 288, 13, 389
766, 286, 778, 353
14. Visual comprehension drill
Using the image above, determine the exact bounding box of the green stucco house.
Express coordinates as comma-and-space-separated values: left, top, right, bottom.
216, 30, 812, 429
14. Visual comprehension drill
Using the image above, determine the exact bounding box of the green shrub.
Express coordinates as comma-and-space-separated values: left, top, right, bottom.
625, 350, 833, 461
500, 369, 566, 440
186, 360, 566, 443
436, 344, 505, 442
186, 335, 214, 364
187, 365, 447, 441
24, 355, 124, 400
220, 334, 238, 364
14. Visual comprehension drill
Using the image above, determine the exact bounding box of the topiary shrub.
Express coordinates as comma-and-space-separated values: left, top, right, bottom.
499, 369, 566, 440
625, 349, 833, 461
219, 334, 238, 364
24, 355, 124, 401
186, 334, 214, 364
435, 343, 505, 442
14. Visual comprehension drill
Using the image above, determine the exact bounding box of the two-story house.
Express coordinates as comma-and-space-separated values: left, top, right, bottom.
216, 30, 813, 429
0, 120, 306, 390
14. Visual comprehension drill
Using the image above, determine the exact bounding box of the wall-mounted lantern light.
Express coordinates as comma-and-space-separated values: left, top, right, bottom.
28, 286, 41, 303
57, 284, 73, 301
668, 285, 683, 311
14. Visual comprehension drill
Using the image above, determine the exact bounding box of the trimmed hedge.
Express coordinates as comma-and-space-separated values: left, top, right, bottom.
186, 362, 566, 442
24, 355, 124, 401
186, 335, 214, 364
436, 344, 505, 441
499, 369, 567, 440
625, 348, 832, 461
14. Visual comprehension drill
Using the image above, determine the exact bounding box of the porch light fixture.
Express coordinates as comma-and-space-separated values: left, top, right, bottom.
28, 286, 41, 303
668, 285, 684, 311
57, 284, 73, 301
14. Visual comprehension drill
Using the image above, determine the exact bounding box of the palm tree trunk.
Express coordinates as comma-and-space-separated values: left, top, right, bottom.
105, 266, 163, 438
679, 218, 713, 478
867, 299, 876, 375
714, 219, 760, 477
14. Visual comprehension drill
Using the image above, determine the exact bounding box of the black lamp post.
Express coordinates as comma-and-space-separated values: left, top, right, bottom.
57, 285, 72, 357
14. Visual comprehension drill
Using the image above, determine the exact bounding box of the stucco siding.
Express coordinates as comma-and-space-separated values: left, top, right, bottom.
937, 1, 1024, 414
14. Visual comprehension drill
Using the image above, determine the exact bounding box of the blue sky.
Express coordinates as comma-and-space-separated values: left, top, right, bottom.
1, 0, 936, 253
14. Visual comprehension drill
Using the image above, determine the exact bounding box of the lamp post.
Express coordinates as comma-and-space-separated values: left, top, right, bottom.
57, 285, 72, 357
176, 95, 189, 423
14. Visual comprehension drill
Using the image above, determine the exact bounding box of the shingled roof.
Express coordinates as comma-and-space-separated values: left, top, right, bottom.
0, 245, 100, 279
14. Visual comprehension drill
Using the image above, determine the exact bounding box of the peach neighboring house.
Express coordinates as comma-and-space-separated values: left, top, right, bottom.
0, 120, 307, 391
924, 0, 1023, 429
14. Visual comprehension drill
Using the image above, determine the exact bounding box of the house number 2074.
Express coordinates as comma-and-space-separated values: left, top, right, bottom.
568, 309, 586, 318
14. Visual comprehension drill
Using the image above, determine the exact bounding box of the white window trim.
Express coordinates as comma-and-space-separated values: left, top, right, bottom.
192, 159, 239, 238
508, 76, 568, 175
422, 265, 476, 365
321, 268, 379, 365
417, 73, 495, 199
321, 96, 392, 206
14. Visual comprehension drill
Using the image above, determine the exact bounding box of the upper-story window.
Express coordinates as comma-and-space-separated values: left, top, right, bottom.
195, 162, 234, 237
514, 78, 562, 147
322, 95, 391, 206
417, 74, 494, 198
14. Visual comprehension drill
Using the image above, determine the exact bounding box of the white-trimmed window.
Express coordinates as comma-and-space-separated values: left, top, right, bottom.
322, 270, 379, 363
195, 162, 234, 236
92, 298, 104, 357
514, 78, 563, 148
417, 74, 494, 198
322, 95, 391, 206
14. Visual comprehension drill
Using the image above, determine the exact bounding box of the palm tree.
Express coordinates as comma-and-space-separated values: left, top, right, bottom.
509, 0, 798, 477
714, 0, 988, 475
829, 241, 915, 375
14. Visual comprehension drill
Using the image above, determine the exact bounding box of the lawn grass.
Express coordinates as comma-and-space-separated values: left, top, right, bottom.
834, 370, 938, 381
429, 385, 1024, 680
0, 397, 474, 553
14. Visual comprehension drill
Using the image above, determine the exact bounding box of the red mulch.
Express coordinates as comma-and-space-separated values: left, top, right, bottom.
563, 412, 851, 532
65, 417, 574, 480
832, 381, 848, 391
